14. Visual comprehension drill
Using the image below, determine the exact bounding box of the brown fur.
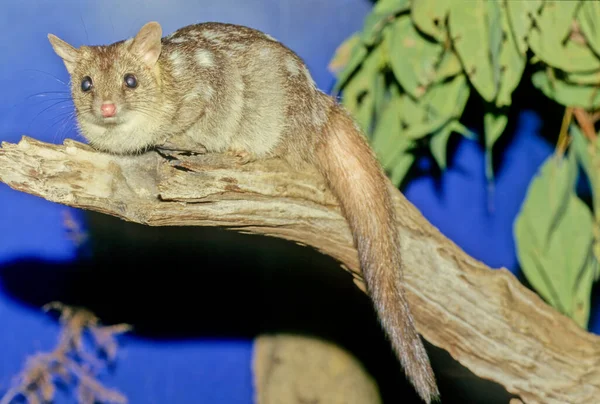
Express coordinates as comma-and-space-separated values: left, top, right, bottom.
48, 21, 439, 402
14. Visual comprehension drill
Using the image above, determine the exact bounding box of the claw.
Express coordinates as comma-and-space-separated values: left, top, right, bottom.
227, 149, 255, 165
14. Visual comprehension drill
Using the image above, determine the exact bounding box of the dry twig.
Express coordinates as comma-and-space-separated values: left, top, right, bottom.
0, 302, 131, 404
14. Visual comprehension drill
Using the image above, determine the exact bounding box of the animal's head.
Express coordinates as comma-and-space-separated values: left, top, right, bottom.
48, 22, 166, 154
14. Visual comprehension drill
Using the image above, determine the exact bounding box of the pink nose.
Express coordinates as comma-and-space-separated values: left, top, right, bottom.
101, 103, 117, 117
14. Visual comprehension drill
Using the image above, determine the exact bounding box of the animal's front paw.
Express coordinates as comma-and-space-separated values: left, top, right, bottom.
158, 140, 208, 155
227, 149, 256, 165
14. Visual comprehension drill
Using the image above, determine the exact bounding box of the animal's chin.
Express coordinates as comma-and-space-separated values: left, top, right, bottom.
81, 113, 128, 128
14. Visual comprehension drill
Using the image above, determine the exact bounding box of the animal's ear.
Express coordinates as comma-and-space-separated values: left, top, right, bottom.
129, 21, 163, 67
48, 34, 79, 74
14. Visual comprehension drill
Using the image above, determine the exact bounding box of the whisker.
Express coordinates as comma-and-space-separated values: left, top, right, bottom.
8, 92, 71, 111
28, 100, 75, 129
25, 91, 71, 100
18, 68, 69, 86
52, 112, 77, 144
80, 13, 90, 44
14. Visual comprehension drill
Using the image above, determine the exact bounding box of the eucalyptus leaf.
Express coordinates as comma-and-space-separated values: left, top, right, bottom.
488, 0, 503, 98
528, 1, 600, 73
449, 0, 502, 102
340, 46, 385, 133
329, 33, 361, 76
362, 0, 411, 46
372, 84, 403, 163
496, 0, 527, 107
332, 36, 368, 93
565, 69, 600, 85
370, 84, 417, 186
389, 151, 416, 187
514, 151, 594, 324
373, 72, 387, 125
434, 49, 463, 83
430, 120, 471, 169
571, 125, 598, 210
532, 70, 600, 109
404, 74, 470, 140
389, 16, 443, 98
577, 0, 600, 57
505, 0, 543, 55
411, 0, 451, 42
573, 253, 596, 328
483, 109, 508, 181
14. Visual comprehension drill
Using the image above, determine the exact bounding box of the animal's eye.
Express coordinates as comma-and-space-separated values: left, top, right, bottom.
124, 74, 138, 89
81, 76, 93, 92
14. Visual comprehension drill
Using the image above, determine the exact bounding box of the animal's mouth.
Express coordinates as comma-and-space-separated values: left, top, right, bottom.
100, 116, 120, 125
86, 111, 126, 126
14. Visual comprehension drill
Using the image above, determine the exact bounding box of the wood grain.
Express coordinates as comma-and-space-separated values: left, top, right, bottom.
1, 136, 598, 403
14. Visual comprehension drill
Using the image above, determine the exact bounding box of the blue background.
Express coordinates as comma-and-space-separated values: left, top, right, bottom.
0, 0, 597, 403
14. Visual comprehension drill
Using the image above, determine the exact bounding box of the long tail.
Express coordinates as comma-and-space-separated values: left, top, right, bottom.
312, 102, 439, 403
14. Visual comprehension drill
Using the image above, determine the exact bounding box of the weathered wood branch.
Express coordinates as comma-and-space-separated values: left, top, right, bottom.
1, 136, 599, 403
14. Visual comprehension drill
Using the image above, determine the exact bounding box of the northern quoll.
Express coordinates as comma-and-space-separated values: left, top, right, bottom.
48, 21, 438, 402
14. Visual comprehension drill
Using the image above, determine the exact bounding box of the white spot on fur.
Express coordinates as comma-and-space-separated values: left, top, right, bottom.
264, 34, 277, 42
258, 47, 271, 59
170, 37, 187, 43
169, 50, 182, 63
182, 83, 215, 102
202, 30, 226, 43
285, 57, 300, 76
123, 38, 133, 47
195, 49, 214, 68
169, 50, 185, 76
302, 66, 316, 88
229, 42, 246, 52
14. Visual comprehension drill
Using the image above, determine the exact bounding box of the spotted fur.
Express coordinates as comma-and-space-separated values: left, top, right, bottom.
48, 21, 439, 402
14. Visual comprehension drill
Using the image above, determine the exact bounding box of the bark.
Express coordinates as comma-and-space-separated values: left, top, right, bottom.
0, 136, 599, 403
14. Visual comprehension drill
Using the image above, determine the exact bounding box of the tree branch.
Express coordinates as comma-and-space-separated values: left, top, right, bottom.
1, 136, 599, 403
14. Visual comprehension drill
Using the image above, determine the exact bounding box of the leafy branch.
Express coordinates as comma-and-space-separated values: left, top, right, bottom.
330, 0, 600, 327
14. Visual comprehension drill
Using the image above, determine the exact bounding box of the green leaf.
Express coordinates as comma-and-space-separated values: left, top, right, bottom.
565, 69, 600, 85
430, 120, 471, 170
380, 75, 470, 175
528, 1, 600, 73
434, 49, 463, 83
505, 0, 543, 55
362, 0, 411, 46
449, 0, 502, 102
571, 125, 600, 283
430, 129, 452, 170
372, 84, 403, 163
532, 70, 600, 109
483, 109, 508, 181
573, 253, 596, 328
514, 151, 595, 326
577, 0, 600, 57
329, 33, 360, 75
572, 124, 600, 213
332, 37, 368, 93
404, 73, 471, 140
389, 16, 443, 98
496, 1, 527, 107
339, 44, 387, 133
411, 0, 451, 42
373, 71, 387, 117
389, 151, 415, 187
370, 83, 417, 186
487, 0, 503, 96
